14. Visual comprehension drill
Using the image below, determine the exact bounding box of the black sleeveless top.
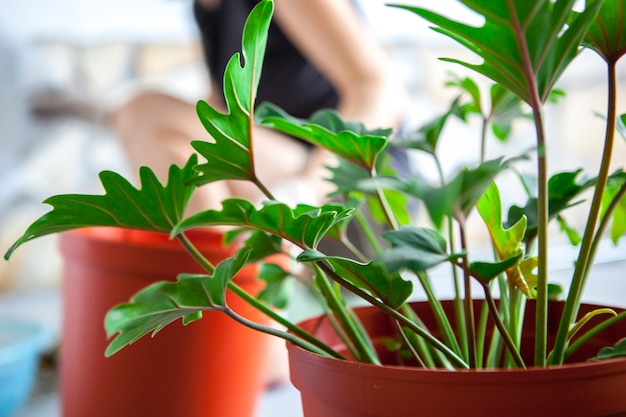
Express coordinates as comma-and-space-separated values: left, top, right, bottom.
193, 0, 340, 120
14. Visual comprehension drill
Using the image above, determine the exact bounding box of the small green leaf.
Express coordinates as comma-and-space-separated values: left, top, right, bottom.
477, 182, 527, 259
489, 84, 530, 141
507, 170, 596, 244
5, 156, 198, 260
557, 215, 582, 246
239, 230, 285, 263
257, 262, 292, 309
477, 182, 530, 294
298, 251, 413, 309
420, 157, 513, 228
174, 199, 353, 250
593, 338, 626, 360
104, 252, 250, 357
469, 254, 523, 283
548, 283, 564, 300
446, 74, 482, 115
600, 171, 626, 244
618, 114, 626, 140
376, 226, 453, 273
259, 105, 390, 171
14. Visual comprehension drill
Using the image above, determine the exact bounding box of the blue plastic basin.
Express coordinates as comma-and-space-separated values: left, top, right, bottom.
0, 320, 49, 417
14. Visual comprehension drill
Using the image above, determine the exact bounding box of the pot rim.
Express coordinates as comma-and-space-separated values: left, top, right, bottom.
288, 300, 626, 382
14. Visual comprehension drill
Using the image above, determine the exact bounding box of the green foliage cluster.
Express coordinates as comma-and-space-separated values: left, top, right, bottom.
5, 0, 626, 369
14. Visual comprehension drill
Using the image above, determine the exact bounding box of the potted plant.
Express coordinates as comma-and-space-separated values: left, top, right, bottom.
53, 227, 276, 417
5, 0, 626, 416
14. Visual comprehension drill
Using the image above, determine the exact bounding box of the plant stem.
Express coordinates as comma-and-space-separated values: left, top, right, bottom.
476, 300, 490, 367
314, 264, 381, 364
564, 311, 626, 360
227, 280, 345, 359
393, 319, 427, 368
354, 210, 383, 254
373, 169, 399, 230
480, 282, 526, 368
480, 115, 489, 163
177, 232, 344, 359
223, 307, 341, 358
507, 0, 549, 367
319, 262, 469, 368
176, 232, 216, 274
434, 154, 468, 359
456, 212, 477, 368
416, 271, 463, 357
532, 103, 549, 367
551, 61, 618, 365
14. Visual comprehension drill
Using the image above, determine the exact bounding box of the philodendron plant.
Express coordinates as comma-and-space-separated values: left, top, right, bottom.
5, 0, 626, 369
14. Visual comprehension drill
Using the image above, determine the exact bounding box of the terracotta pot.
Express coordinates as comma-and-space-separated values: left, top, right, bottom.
59, 227, 271, 417
288, 300, 626, 417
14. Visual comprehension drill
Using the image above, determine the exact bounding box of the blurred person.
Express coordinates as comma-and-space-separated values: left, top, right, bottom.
112, 0, 409, 214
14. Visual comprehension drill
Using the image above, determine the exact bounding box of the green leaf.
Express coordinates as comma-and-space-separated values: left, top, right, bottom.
190, 0, 273, 185
239, 230, 286, 263
507, 170, 596, 244
419, 157, 513, 228
617, 113, 626, 140
259, 105, 390, 171
593, 338, 626, 360
579, 0, 626, 63
5, 156, 198, 260
600, 171, 626, 244
298, 250, 413, 309
489, 83, 530, 141
376, 226, 454, 273
469, 253, 523, 283
477, 182, 527, 259
327, 158, 371, 197
257, 262, 292, 309
446, 74, 483, 115
173, 199, 354, 249
548, 283, 564, 300
393, 0, 604, 104
476, 182, 531, 295
104, 252, 250, 356
557, 215, 582, 246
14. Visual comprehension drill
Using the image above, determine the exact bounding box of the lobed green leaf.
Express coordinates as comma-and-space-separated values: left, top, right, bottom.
259, 105, 390, 171
191, 0, 273, 185
393, 0, 604, 104
104, 253, 250, 356
298, 250, 413, 309
376, 226, 455, 273
173, 199, 354, 249
4, 156, 198, 260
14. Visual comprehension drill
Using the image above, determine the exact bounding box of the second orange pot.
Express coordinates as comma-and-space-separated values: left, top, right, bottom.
60, 227, 271, 417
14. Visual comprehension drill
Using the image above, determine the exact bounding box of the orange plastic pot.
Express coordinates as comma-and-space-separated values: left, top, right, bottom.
288, 300, 626, 417
59, 227, 272, 417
